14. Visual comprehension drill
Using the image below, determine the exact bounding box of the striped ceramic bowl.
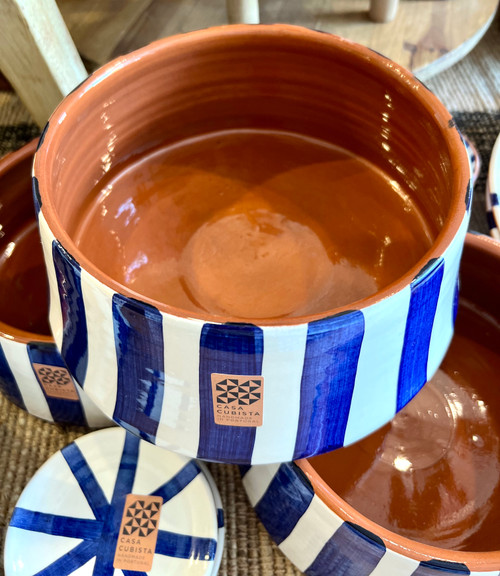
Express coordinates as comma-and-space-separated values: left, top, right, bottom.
33, 25, 470, 464
242, 233, 500, 575
0, 141, 109, 427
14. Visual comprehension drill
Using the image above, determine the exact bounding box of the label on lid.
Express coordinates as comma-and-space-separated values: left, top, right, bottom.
114, 494, 163, 572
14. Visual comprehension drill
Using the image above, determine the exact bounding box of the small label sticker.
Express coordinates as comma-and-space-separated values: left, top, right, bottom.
113, 494, 163, 572
32, 364, 79, 401
211, 373, 264, 427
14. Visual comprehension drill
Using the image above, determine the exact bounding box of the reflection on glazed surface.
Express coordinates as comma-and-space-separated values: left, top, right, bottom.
71, 129, 433, 319
309, 300, 500, 552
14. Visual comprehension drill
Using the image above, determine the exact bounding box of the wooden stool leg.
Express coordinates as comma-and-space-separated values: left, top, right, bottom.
0, 0, 87, 127
226, 0, 260, 24
369, 0, 399, 22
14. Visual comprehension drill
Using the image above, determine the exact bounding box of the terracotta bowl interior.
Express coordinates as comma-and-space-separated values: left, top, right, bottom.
0, 142, 51, 340
301, 234, 500, 567
38, 26, 467, 323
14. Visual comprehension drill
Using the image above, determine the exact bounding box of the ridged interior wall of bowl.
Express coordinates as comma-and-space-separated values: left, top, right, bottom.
34, 25, 470, 464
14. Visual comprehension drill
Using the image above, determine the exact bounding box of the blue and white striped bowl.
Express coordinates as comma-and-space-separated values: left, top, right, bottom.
241, 233, 500, 575
33, 25, 471, 464
4, 427, 225, 576
0, 141, 110, 427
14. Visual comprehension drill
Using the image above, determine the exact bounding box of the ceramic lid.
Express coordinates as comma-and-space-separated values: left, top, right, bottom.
486, 131, 500, 239
4, 428, 224, 576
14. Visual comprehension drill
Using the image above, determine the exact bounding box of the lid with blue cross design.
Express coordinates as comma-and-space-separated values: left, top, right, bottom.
4, 428, 224, 575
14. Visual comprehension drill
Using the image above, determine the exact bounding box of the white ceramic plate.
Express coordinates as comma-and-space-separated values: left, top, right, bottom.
4, 428, 223, 576
486, 131, 500, 239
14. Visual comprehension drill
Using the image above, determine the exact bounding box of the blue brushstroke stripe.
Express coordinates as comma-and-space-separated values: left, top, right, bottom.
412, 559, 470, 575
155, 530, 217, 560
198, 323, 263, 463
306, 522, 386, 576
487, 210, 497, 230
0, 343, 25, 410
35, 540, 97, 576
254, 463, 314, 545
452, 277, 460, 325
151, 460, 201, 503
27, 342, 87, 426
112, 294, 165, 443
61, 442, 109, 522
32, 176, 42, 214
217, 508, 224, 528
52, 241, 88, 387
293, 311, 365, 459
10, 508, 102, 540
491, 192, 499, 206
93, 433, 140, 576
397, 259, 444, 411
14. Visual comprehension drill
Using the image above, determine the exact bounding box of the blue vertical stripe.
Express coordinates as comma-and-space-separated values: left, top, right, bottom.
306, 522, 386, 576
397, 259, 444, 411
94, 433, 140, 576
0, 343, 25, 410
198, 323, 263, 464
27, 342, 86, 426
254, 463, 314, 545
32, 176, 42, 214
112, 294, 165, 443
412, 559, 470, 575
52, 241, 88, 387
293, 311, 365, 460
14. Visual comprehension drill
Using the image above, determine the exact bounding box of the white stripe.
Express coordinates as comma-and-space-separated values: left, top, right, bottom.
0, 337, 52, 421
470, 571, 500, 575
38, 213, 63, 351
251, 324, 308, 464
241, 463, 280, 507
77, 383, 113, 428
155, 315, 203, 456
427, 214, 469, 380
279, 495, 343, 573
369, 548, 419, 576
343, 285, 411, 446
79, 269, 118, 418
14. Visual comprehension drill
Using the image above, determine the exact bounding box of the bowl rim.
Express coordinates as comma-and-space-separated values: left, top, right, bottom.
34, 23, 470, 327
0, 139, 53, 345
298, 233, 500, 570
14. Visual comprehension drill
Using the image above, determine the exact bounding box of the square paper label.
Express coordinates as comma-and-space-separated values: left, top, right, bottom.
32, 363, 79, 401
114, 494, 163, 572
211, 373, 264, 427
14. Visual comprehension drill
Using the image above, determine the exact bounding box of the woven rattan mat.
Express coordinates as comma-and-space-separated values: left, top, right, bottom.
0, 15, 499, 570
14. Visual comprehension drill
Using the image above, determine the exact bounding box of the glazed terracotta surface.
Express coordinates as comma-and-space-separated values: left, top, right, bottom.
33, 25, 470, 463
306, 234, 500, 560
0, 141, 50, 337
38, 25, 467, 324
73, 129, 433, 319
